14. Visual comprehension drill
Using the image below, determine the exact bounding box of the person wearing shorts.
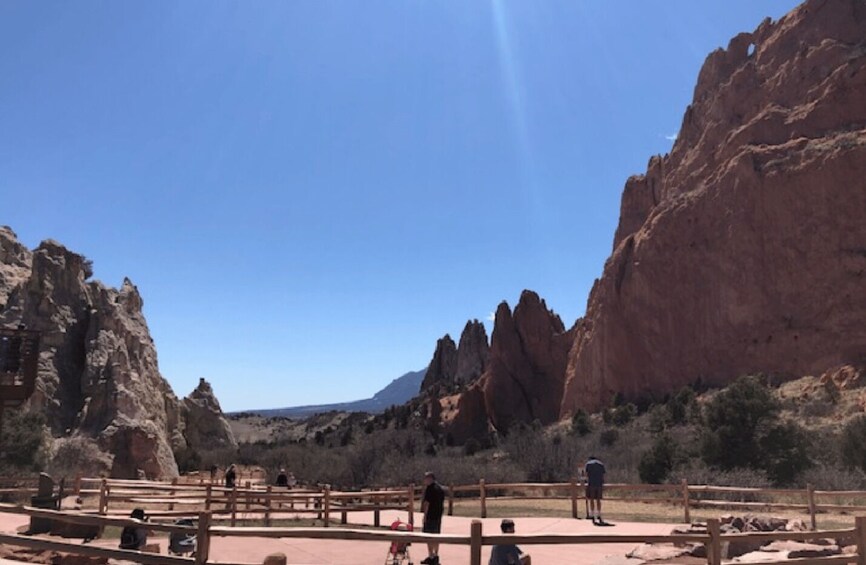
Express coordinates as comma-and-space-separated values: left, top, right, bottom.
585, 455, 606, 524
421, 471, 445, 564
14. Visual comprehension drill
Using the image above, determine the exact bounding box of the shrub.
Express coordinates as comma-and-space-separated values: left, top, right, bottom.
47, 437, 113, 480
700, 375, 811, 484
841, 416, 866, 472
700, 375, 779, 470
638, 434, 679, 484
174, 444, 202, 474
463, 438, 481, 456
667, 386, 697, 425
0, 409, 46, 471
571, 410, 592, 436
611, 403, 637, 427
599, 429, 619, 447
757, 420, 811, 484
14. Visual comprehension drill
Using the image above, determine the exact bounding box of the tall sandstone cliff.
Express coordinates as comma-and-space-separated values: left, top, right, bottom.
440, 0, 866, 440
0, 228, 236, 478
560, 0, 866, 414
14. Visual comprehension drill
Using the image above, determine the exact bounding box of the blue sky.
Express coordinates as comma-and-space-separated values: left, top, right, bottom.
0, 1, 800, 411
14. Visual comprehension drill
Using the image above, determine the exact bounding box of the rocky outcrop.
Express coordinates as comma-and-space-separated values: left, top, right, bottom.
0, 228, 234, 478
421, 320, 490, 394
481, 291, 575, 431
442, 291, 575, 440
420, 335, 457, 392
560, 0, 866, 414
455, 320, 489, 384
181, 378, 237, 451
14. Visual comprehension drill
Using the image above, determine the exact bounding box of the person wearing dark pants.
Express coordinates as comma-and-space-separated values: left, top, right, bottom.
421, 471, 445, 565
585, 455, 606, 525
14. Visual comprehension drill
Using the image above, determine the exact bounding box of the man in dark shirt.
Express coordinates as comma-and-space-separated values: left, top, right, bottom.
276, 468, 289, 488
489, 519, 531, 565
421, 471, 445, 565
584, 455, 606, 525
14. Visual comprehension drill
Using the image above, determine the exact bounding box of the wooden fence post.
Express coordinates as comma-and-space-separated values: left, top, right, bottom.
707, 518, 721, 565
323, 485, 331, 528
74, 475, 82, 496
205, 484, 212, 512
479, 479, 487, 519
230, 485, 237, 527
855, 516, 866, 565
807, 483, 817, 531
98, 479, 110, 515
448, 484, 455, 517
682, 478, 691, 524
244, 481, 251, 511
265, 485, 272, 527
195, 511, 211, 565
407, 484, 415, 526
169, 477, 178, 511
470, 520, 483, 565
571, 479, 578, 519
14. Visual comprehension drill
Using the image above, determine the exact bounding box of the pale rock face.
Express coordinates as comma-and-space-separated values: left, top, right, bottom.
181, 378, 237, 451
0, 228, 235, 478
560, 0, 866, 414
455, 320, 490, 385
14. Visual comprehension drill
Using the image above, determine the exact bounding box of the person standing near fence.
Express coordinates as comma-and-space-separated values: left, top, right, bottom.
421, 471, 445, 565
225, 464, 237, 489
585, 455, 606, 525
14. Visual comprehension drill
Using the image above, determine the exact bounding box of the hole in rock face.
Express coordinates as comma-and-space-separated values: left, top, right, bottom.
747, 43, 756, 57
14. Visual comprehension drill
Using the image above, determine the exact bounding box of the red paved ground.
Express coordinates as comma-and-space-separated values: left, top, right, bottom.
0, 509, 678, 564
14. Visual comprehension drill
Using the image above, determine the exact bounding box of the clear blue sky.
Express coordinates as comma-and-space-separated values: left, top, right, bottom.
0, 1, 800, 411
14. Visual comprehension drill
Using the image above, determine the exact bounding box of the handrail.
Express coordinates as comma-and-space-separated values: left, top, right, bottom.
1, 504, 863, 565
0, 502, 197, 534
0, 532, 193, 565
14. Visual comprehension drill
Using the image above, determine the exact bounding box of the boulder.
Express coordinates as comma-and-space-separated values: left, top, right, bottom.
263, 553, 288, 565
628, 543, 692, 561
761, 542, 841, 558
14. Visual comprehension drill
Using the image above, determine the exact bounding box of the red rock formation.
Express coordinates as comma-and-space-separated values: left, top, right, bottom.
443, 291, 574, 440
420, 334, 457, 392
561, 0, 866, 415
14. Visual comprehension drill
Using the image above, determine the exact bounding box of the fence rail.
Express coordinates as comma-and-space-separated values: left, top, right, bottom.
6, 475, 866, 532
0, 501, 864, 565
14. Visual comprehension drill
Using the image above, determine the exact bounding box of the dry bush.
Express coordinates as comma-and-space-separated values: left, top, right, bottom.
46, 437, 113, 480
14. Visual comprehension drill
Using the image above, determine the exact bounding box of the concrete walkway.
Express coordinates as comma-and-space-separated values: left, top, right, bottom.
0, 510, 678, 564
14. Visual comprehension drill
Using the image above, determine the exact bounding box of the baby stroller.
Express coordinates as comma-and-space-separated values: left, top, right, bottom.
168, 518, 197, 557
385, 519, 413, 565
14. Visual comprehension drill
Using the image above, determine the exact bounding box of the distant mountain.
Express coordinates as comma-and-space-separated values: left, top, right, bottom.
243, 369, 426, 419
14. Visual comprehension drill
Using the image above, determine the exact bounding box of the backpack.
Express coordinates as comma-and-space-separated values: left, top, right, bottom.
120, 526, 138, 548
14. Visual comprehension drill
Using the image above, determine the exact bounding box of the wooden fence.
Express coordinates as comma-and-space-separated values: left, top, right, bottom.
0, 501, 864, 565
7, 476, 866, 532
